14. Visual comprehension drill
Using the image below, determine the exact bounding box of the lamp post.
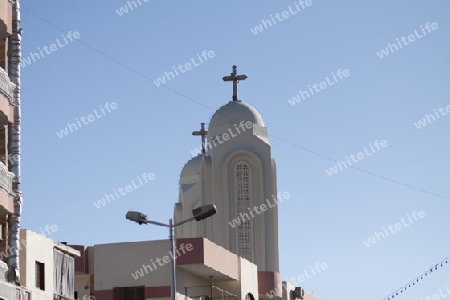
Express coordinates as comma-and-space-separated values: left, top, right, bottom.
126, 204, 217, 300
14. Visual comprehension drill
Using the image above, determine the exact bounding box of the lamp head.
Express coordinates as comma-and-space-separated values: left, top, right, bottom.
126, 211, 148, 225
192, 204, 217, 221
292, 287, 305, 300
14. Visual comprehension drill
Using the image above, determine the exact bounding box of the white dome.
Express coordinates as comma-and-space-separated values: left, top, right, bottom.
180, 154, 203, 178
209, 100, 264, 128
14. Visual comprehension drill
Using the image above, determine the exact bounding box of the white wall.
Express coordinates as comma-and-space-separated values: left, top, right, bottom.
239, 258, 258, 298
18, 230, 79, 300
19, 230, 54, 300
214, 257, 258, 300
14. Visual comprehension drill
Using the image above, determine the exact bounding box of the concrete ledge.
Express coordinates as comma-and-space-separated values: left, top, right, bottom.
176, 237, 239, 281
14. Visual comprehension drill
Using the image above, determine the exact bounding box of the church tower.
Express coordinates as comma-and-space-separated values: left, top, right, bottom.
175, 66, 279, 273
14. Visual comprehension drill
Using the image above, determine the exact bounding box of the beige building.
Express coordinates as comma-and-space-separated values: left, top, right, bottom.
0, 0, 26, 297
0, 229, 80, 300
18, 230, 80, 300
73, 237, 259, 300
72, 66, 319, 300
1, 3, 80, 299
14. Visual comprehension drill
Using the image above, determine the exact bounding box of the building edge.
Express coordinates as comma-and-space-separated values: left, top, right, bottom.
7, 0, 22, 284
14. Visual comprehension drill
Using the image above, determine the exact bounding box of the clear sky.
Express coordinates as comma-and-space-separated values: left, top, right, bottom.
19, 0, 449, 299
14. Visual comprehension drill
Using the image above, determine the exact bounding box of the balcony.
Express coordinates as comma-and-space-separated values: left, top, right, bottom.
0, 260, 31, 300
0, 161, 14, 195
0, 67, 15, 105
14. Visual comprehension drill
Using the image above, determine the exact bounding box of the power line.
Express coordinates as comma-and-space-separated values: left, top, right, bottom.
21, 5, 450, 200
384, 255, 450, 300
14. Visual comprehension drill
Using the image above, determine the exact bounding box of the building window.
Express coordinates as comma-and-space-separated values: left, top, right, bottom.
35, 261, 45, 290
53, 248, 75, 299
0, 38, 7, 71
74, 291, 78, 300
234, 161, 253, 261
114, 287, 145, 300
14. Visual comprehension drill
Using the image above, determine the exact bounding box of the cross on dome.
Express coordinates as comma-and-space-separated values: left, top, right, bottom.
192, 123, 208, 154
222, 65, 247, 101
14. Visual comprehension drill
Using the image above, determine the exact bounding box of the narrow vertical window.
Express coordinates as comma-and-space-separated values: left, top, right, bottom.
35, 261, 45, 290
235, 161, 252, 261
0, 125, 6, 167
0, 38, 7, 71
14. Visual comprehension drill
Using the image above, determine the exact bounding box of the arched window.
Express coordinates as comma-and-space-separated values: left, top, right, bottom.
234, 160, 253, 261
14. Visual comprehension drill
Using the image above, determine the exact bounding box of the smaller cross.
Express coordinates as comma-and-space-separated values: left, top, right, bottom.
192, 123, 208, 154
222, 65, 247, 101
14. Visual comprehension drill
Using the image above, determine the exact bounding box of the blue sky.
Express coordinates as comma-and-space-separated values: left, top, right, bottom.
19, 0, 449, 299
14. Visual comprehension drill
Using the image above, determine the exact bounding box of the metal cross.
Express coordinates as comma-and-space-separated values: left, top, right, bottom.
192, 123, 208, 154
222, 65, 247, 101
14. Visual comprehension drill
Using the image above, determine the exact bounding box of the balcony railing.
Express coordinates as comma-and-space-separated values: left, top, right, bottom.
0, 68, 16, 105
17, 286, 31, 300
0, 259, 8, 282
0, 161, 14, 195
185, 285, 237, 300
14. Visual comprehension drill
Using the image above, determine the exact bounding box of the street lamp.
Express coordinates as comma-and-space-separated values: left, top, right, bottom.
126, 204, 217, 300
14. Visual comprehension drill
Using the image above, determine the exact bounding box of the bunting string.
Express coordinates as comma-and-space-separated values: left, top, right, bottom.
383, 255, 449, 300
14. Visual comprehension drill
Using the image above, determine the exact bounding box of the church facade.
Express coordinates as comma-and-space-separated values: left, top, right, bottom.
72, 66, 318, 300
175, 65, 280, 286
